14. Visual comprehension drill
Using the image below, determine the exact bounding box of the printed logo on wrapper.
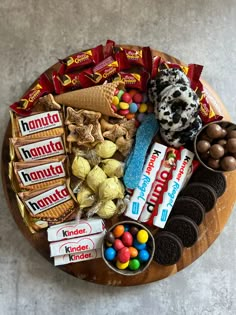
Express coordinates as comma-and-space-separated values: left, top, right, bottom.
50, 231, 106, 257
153, 149, 194, 228
125, 143, 167, 220
25, 184, 71, 215
18, 111, 62, 136
18, 161, 65, 186
18, 137, 65, 161
54, 249, 102, 266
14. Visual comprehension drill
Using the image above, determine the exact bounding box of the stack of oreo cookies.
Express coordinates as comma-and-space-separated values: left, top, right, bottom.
153, 166, 226, 266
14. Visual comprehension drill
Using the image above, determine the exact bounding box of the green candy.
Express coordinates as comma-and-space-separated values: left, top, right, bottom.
129, 259, 140, 271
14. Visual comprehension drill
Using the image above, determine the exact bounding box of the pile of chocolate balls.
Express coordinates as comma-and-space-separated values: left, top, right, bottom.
196, 123, 236, 171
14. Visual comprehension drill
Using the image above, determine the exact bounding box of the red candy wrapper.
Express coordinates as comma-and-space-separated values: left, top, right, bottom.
113, 71, 150, 91
151, 56, 161, 79
58, 45, 104, 74
10, 73, 54, 116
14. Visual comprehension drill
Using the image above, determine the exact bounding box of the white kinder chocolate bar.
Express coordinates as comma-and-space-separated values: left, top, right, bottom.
54, 249, 102, 266
50, 230, 106, 257
125, 143, 167, 220
153, 148, 194, 228
139, 148, 177, 223
47, 217, 105, 242
18, 111, 63, 136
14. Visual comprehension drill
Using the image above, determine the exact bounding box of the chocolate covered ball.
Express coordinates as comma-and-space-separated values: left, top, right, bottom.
217, 139, 227, 146
220, 128, 227, 138
209, 144, 225, 159
200, 151, 210, 161
220, 156, 236, 171
226, 138, 236, 153
197, 140, 211, 153
130, 226, 139, 236
207, 158, 220, 169
206, 124, 223, 139
227, 129, 236, 139
200, 133, 213, 143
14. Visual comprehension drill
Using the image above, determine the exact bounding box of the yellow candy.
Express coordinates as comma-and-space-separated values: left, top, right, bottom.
116, 260, 129, 270
112, 96, 120, 106
139, 103, 148, 113
119, 102, 129, 110
137, 229, 149, 244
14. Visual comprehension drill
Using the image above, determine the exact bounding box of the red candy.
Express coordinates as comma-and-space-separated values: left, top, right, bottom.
117, 247, 131, 263
114, 239, 125, 251
122, 232, 133, 247
133, 93, 143, 104
121, 92, 132, 103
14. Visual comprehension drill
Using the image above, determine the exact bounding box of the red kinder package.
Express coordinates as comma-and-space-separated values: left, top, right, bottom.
58, 45, 104, 74
10, 73, 54, 116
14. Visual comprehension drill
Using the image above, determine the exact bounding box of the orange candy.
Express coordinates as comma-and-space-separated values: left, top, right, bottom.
128, 89, 138, 98
113, 225, 125, 238
129, 246, 138, 258
125, 113, 135, 120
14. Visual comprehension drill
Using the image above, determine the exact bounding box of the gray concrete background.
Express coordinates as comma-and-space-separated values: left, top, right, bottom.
0, 1, 236, 314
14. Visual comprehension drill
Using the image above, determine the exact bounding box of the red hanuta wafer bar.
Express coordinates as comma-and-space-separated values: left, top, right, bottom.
18, 182, 76, 221
11, 110, 64, 138
10, 133, 66, 161
12, 156, 68, 191
10, 73, 54, 116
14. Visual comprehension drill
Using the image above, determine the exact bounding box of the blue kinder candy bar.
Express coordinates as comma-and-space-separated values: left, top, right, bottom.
123, 114, 159, 189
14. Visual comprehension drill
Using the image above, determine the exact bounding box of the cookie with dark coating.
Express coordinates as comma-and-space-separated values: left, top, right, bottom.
180, 182, 217, 212
164, 215, 199, 248
190, 166, 227, 197
170, 196, 205, 225
154, 231, 183, 266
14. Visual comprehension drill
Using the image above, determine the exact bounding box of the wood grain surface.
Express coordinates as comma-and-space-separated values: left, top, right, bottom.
2, 47, 236, 286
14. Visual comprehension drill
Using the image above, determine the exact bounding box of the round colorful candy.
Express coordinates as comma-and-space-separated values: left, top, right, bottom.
111, 104, 118, 112
126, 113, 135, 120
124, 224, 129, 231
117, 90, 124, 100
121, 92, 132, 103
133, 239, 146, 250
122, 231, 133, 247
142, 93, 148, 103
116, 260, 129, 270
114, 239, 125, 251
104, 247, 116, 261
129, 246, 138, 258
105, 231, 115, 244
129, 226, 139, 236
119, 102, 129, 110
137, 229, 149, 244
113, 225, 125, 238
118, 109, 130, 116
139, 103, 148, 113
112, 96, 120, 106
137, 113, 146, 122
138, 249, 150, 262
129, 259, 140, 271
117, 247, 130, 263
129, 102, 138, 113
128, 89, 138, 97
133, 93, 143, 103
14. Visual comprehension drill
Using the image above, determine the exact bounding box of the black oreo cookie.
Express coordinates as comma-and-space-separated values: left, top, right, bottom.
164, 215, 199, 248
191, 166, 226, 197
171, 196, 205, 225
180, 182, 217, 212
154, 231, 183, 266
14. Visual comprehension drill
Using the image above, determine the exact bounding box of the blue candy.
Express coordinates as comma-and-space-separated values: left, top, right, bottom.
133, 239, 147, 250
104, 247, 116, 261
129, 102, 138, 113
138, 249, 150, 262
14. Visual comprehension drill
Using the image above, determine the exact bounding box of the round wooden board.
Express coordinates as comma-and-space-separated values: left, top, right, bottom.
2, 47, 236, 286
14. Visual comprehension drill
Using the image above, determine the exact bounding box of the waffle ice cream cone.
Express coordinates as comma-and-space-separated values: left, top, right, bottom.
54, 81, 125, 118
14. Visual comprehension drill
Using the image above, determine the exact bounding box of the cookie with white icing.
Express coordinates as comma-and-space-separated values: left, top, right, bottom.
155, 84, 200, 132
